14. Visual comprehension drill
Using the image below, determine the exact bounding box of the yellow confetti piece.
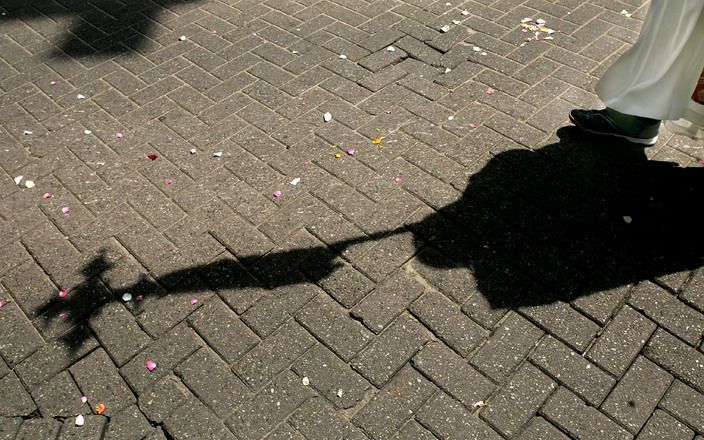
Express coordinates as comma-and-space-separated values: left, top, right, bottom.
334, 153, 341, 158
371, 136, 385, 144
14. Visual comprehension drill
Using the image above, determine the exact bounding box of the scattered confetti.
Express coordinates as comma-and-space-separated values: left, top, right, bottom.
190, 149, 197, 154
62, 207, 71, 214
77, 94, 86, 100
323, 112, 333, 122
444, 67, 452, 74
472, 46, 481, 52
190, 298, 198, 305
336, 389, 344, 398
147, 154, 158, 160
213, 151, 223, 157
302, 377, 310, 386
13, 176, 23, 185
75, 415, 85, 426
461, 10, 469, 15
59, 289, 68, 298
371, 136, 385, 144
96, 403, 105, 415
165, 178, 174, 185
178, 35, 187, 41
393, 177, 402, 184
386, 46, 395, 52
273, 190, 282, 198
24, 180, 35, 188
448, 115, 454, 121
338, 54, 347, 59
122, 293, 133, 302
620, 9, 632, 17
23, 130, 32, 135
520, 18, 555, 43
346, 148, 356, 155
50, 80, 57, 86
334, 153, 341, 158
81, 396, 88, 403
290, 177, 301, 185
452, 19, 461, 25
440, 24, 451, 32
145, 360, 157, 372
623, 216, 633, 224
84, 129, 92, 135
473, 400, 489, 409
115, 132, 123, 139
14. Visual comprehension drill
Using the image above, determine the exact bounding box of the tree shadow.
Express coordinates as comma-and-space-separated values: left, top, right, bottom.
0, 0, 202, 57
32, 127, 704, 351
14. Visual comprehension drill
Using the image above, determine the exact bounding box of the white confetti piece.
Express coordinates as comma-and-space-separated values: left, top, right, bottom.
472, 46, 481, 52
77, 94, 86, 99
448, 115, 454, 121
623, 216, 633, 224
620, 9, 632, 17
323, 112, 332, 122
461, 10, 469, 15
338, 54, 347, 59
386, 46, 395, 52
178, 35, 187, 41
122, 293, 133, 302
302, 376, 310, 386
336, 389, 344, 398
23, 130, 32, 135
75, 415, 84, 427
290, 177, 301, 185
213, 151, 223, 157
190, 148, 197, 154
440, 24, 451, 32
473, 400, 488, 409
452, 19, 461, 25
444, 67, 452, 73
24, 180, 35, 188
14, 176, 23, 185
83, 129, 92, 135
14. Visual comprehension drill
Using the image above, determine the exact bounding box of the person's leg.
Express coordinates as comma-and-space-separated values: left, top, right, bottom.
571, 0, 704, 144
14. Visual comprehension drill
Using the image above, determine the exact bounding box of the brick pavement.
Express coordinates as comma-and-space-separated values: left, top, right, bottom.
1, 0, 704, 438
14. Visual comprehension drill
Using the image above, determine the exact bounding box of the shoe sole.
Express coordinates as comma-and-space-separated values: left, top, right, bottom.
569, 114, 658, 146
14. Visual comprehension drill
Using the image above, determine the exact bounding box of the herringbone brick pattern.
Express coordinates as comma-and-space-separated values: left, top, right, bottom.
1, 0, 704, 438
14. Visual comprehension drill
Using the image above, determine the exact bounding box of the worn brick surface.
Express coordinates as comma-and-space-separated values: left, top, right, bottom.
3, 0, 704, 438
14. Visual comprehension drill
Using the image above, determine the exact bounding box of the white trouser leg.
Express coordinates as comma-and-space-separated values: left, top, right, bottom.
595, 0, 704, 121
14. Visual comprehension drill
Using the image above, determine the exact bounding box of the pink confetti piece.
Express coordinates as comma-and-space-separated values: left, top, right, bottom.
59, 289, 68, 298
135, 294, 144, 301
273, 190, 282, 198
165, 178, 174, 185
115, 132, 123, 139
50, 80, 57, 85
145, 359, 157, 372
42, 193, 52, 200
346, 148, 356, 155
210, 27, 217, 33
190, 298, 198, 305
485, 88, 495, 95
62, 206, 71, 215
58, 312, 66, 318
393, 177, 402, 184
0, 299, 6, 309
469, 122, 478, 129
80, 396, 88, 403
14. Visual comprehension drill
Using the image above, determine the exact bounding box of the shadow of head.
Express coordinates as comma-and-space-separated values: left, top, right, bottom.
0, 0, 203, 56
412, 126, 704, 308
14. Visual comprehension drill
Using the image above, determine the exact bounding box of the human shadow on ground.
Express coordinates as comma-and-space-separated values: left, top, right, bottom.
0, 0, 201, 56
33, 127, 704, 350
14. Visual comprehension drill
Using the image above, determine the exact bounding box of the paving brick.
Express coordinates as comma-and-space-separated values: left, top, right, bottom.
242, 281, 322, 337
15, 326, 98, 389
164, 397, 237, 440
296, 294, 373, 361
0, 372, 36, 416
351, 314, 429, 387
628, 280, 704, 346
120, 324, 202, 393
264, 424, 305, 440
416, 391, 503, 440
571, 283, 631, 326
0, 417, 22, 440
0, 301, 43, 367
352, 365, 436, 440
58, 416, 107, 440
541, 387, 632, 440
390, 421, 437, 440
70, 348, 135, 416
586, 306, 656, 377
31, 371, 90, 417
351, 270, 424, 334
519, 301, 599, 352
197, 255, 267, 314
516, 417, 570, 440
104, 404, 152, 440
413, 341, 494, 408
227, 370, 315, 439
659, 380, 704, 434
644, 329, 704, 393
601, 356, 673, 434
187, 297, 260, 364
1, 262, 57, 320
472, 313, 542, 383
138, 375, 192, 424
234, 319, 316, 389
481, 363, 557, 437
310, 262, 375, 309
175, 348, 251, 418
409, 289, 487, 357
290, 397, 369, 440
681, 268, 704, 312
15, 418, 61, 440
636, 409, 695, 440
529, 336, 615, 406
87, 302, 151, 367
